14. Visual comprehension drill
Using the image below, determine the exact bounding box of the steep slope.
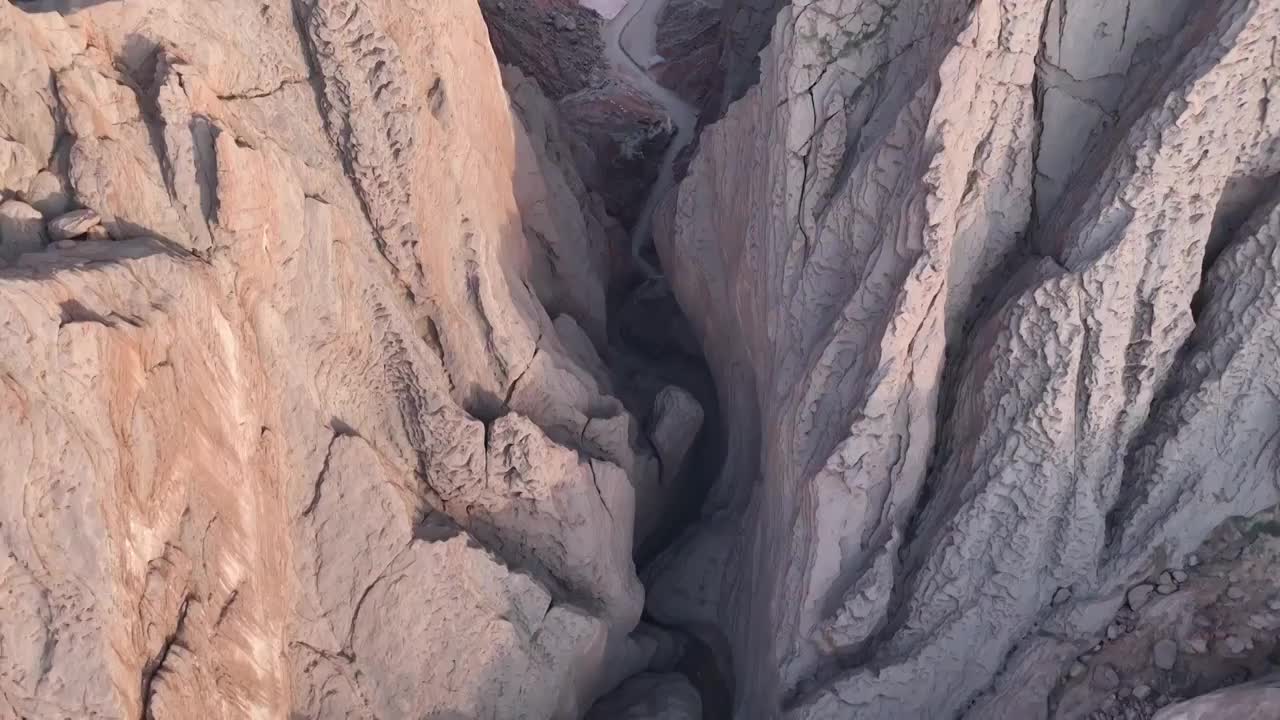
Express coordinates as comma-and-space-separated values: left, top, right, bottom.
0, 1, 691, 717
649, 0, 1280, 717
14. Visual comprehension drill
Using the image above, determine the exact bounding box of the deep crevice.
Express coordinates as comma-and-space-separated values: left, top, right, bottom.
139, 595, 191, 720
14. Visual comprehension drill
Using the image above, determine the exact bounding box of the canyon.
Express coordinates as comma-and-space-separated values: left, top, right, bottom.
1, 0, 1279, 719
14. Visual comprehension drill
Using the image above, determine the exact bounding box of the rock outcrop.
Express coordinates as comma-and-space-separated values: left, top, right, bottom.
652, 0, 723, 114
651, 0, 1280, 717
711, 0, 786, 112
479, 0, 606, 100
586, 672, 703, 719
0, 0, 679, 717
5, 0, 1280, 717
560, 77, 675, 230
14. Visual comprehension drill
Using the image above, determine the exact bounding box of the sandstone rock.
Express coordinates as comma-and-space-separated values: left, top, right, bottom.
639, 385, 705, 537
586, 672, 703, 720
0, 198, 46, 259
20, 170, 70, 217
648, 386, 704, 479
46, 208, 100, 239
0, 1, 652, 717
505, 65, 618, 343
649, 0, 1280, 716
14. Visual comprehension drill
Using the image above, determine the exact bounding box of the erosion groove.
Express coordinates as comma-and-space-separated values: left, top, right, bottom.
2, 0, 1280, 719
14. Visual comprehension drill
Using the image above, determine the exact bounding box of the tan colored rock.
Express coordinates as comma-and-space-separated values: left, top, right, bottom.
1153, 675, 1280, 719
0, 198, 46, 259
0, 0, 652, 717
20, 170, 70, 217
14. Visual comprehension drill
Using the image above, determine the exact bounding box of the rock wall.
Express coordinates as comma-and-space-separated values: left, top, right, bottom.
651, 0, 1280, 717
0, 1, 675, 717
479, 0, 606, 100
652, 0, 723, 114
710, 0, 785, 111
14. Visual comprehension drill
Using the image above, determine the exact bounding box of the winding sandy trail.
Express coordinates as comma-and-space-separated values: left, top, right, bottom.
603, 0, 699, 276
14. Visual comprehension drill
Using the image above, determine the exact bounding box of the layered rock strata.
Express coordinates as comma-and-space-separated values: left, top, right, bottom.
651, 0, 1280, 717
0, 0, 689, 717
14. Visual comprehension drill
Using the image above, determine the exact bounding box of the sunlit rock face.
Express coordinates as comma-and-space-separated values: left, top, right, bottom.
0, 1, 668, 717
4, 0, 1280, 718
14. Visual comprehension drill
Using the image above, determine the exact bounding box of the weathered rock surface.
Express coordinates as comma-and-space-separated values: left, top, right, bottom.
479, 0, 606, 100
0, 0, 680, 717
652, 0, 723, 114
712, 0, 785, 111
651, 0, 1280, 717
0, 199, 46, 259
6, 0, 1280, 717
586, 672, 703, 720
46, 207, 100, 239
560, 77, 675, 228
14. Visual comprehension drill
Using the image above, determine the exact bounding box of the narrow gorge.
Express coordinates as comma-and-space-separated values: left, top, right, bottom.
2, 1, 1279, 719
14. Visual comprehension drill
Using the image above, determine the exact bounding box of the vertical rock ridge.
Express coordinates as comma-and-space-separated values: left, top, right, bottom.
652, 0, 1280, 716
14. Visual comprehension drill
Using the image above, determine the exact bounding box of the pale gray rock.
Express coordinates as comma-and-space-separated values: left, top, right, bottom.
650, 0, 1280, 717
4, 0, 1280, 716
0, 199, 46, 259
586, 672, 703, 720
1092, 664, 1121, 692
649, 385, 704, 485
637, 385, 705, 541
1129, 585, 1156, 611
1153, 675, 1280, 719
1152, 639, 1177, 670
46, 208, 100, 239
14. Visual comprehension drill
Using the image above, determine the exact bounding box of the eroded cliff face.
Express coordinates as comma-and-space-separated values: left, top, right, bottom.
0, 1, 692, 717
4, 0, 1280, 717
651, 0, 1280, 717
